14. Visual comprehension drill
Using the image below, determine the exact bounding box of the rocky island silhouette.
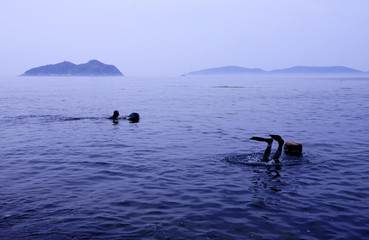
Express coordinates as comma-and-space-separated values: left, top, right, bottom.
185, 65, 366, 76
22, 60, 123, 76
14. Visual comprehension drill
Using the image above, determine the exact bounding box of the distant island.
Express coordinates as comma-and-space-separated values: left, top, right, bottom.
185, 65, 366, 76
22, 60, 123, 76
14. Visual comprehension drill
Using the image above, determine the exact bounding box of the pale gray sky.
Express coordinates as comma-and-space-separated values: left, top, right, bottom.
1, 0, 369, 76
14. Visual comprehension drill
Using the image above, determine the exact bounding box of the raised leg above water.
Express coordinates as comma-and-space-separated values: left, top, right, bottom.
270, 134, 284, 163
250, 137, 273, 162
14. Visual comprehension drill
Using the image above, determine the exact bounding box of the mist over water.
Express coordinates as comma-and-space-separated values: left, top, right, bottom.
1, 76, 369, 239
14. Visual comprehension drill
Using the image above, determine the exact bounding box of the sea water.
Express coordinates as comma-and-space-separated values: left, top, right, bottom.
1, 75, 369, 239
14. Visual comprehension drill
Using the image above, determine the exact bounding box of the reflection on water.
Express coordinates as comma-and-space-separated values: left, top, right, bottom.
1, 76, 369, 239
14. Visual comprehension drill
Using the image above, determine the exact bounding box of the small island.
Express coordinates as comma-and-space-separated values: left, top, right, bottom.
22, 60, 123, 76
269, 66, 363, 74
185, 65, 365, 76
186, 66, 266, 75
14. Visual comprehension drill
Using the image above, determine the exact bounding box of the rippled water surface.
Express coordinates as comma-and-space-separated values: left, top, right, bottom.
1, 76, 369, 239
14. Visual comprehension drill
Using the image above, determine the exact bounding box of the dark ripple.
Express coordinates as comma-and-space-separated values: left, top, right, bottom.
224, 152, 308, 167
3, 114, 127, 125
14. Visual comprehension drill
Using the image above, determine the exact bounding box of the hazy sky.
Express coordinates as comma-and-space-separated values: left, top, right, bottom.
1, 0, 369, 76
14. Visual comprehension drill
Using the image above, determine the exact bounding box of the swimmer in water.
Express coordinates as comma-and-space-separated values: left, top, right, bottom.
251, 135, 302, 163
108, 110, 140, 123
109, 110, 120, 120
125, 112, 140, 123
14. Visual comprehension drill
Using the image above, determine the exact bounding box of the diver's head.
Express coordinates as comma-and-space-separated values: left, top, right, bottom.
113, 110, 120, 118
284, 141, 302, 156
